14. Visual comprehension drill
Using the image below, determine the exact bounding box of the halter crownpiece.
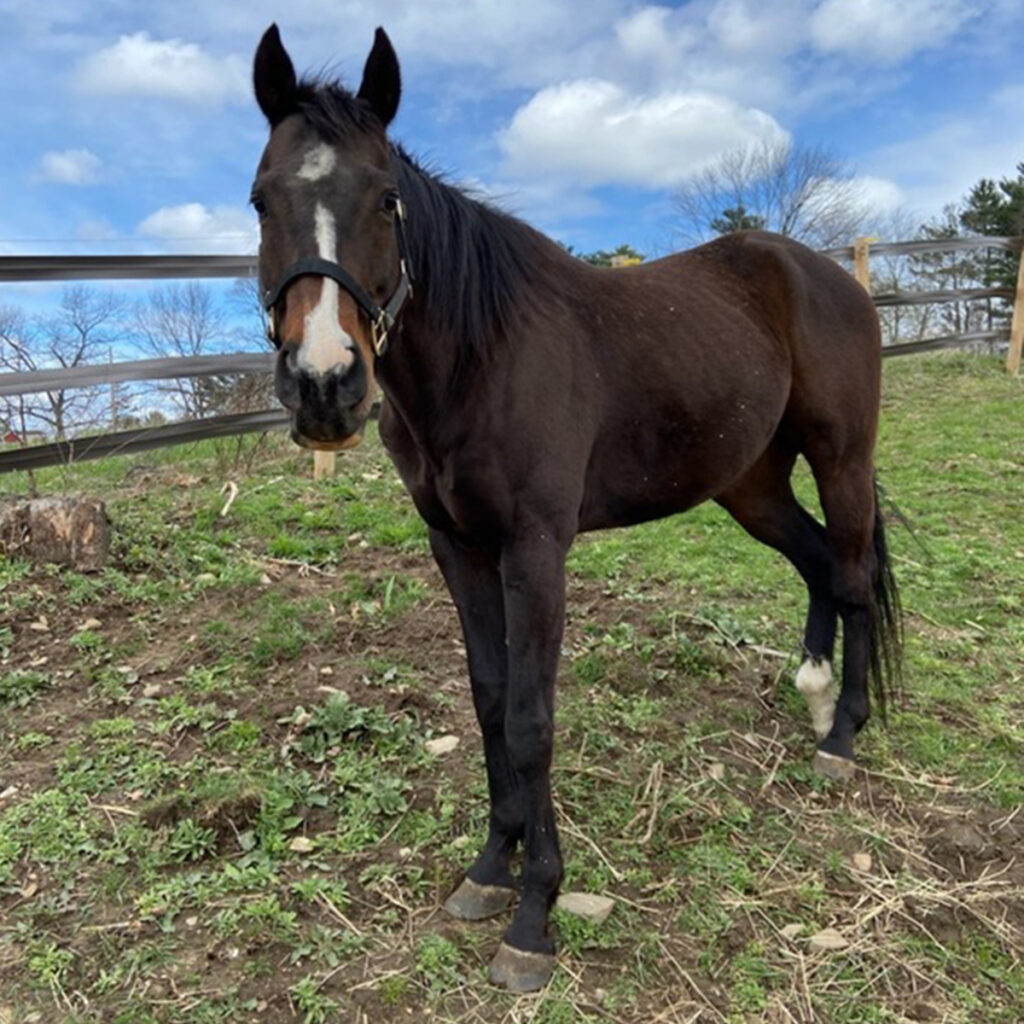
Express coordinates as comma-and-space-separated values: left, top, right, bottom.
263, 196, 413, 358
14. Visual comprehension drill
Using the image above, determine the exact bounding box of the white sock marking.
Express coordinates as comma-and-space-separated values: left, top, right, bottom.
795, 658, 837, 739
298, 202, 355, 375
297, 144, 336, 182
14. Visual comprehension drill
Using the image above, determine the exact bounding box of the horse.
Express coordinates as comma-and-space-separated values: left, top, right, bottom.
250, 24, 902, 992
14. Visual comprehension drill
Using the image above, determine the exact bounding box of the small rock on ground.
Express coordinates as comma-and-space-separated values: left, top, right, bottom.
426, 735, 460, 756
808, 927, 849, 952
556, 892, 615, 925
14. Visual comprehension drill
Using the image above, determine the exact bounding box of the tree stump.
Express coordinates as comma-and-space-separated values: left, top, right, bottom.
0, 497, 110, 572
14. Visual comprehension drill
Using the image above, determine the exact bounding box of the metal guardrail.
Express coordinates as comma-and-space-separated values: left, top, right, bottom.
0, 410, 290, 473
0, 353, 275, 399
0, 254, 257, 283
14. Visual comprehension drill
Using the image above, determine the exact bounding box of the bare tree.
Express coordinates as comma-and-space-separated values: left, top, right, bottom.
133, 282, 233, 419
867, 207, 933, 347
223, 276, 277, 413
0, 304, 35, 444
0, 288, 125, 439
674, 139, 875, 249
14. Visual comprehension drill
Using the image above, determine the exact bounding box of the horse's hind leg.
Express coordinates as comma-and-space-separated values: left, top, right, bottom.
716, 443, 840, 740
808, 460, 880, 779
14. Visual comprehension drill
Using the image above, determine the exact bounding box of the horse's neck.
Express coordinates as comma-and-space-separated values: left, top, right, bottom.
375, 311, 461, 454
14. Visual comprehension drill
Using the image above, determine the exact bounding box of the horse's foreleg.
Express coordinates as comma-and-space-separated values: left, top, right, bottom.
429, 529, 520, 920
487, 534, 567, 992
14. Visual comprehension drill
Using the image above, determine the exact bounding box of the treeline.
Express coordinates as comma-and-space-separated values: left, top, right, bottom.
0, 281, 271, 443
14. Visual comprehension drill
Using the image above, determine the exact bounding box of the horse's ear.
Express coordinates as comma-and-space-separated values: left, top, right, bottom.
357, 27, 401, 128
254, 24, 298, 127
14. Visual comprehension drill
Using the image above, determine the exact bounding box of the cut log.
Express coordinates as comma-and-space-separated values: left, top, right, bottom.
0, 497, 109, 572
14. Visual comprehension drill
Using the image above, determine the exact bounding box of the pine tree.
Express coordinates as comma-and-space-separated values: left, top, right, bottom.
711, 205, 766, 234
578, 244, 645, 267
958, 164, 1024, 324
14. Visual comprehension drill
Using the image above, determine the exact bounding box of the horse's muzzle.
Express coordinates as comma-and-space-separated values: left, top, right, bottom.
275, 344, 370, 448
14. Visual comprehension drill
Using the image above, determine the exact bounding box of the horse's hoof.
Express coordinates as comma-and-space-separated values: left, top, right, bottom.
443, 878, 517, 921
488, 942, 556, 993
813, 749, 856, 781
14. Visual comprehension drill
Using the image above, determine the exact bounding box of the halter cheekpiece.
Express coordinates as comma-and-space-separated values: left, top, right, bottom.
263, 196, 413, 358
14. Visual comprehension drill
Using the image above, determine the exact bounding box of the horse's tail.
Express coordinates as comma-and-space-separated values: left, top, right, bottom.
869, 477, 904, 720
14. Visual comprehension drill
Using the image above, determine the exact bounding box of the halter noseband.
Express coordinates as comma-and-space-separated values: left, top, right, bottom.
262, 196, 413, 358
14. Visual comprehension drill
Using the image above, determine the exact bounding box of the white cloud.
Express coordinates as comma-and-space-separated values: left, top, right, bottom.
794, 174, 906, 238
35, 148, 102, 185
499, 79, 787, 188
75, 32, 248, 105
615, 6, 696, 62
847, 175, 906, 215
866, 86, 1024, 217
707, 0, 806, 55
810, 0, 973, 62
136, 203, 257, 254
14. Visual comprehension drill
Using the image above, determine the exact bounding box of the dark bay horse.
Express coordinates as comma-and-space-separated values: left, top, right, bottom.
251, 24, 901, 992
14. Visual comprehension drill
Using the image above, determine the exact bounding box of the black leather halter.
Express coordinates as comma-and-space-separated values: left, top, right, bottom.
263, 197, 413, 358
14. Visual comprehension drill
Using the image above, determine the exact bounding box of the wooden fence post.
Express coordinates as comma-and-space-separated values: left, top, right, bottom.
313, 451, 336, 480
853, 237, 872, 294
1007, 248, 1024, 375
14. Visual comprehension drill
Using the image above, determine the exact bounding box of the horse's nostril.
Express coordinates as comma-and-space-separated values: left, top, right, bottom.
274, 346, 303, 410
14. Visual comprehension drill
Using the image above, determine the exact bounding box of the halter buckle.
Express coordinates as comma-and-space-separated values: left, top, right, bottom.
371, 311, 391, 357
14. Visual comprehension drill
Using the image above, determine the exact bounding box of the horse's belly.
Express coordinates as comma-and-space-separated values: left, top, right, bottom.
578, 390, 783, 531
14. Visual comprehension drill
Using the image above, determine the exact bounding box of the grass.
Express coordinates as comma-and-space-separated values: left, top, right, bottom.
0, 353, 1021, 1023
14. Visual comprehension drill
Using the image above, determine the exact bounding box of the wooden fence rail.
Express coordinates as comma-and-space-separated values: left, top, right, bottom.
1, 234, 1021, 475
832, 235, 1023, 373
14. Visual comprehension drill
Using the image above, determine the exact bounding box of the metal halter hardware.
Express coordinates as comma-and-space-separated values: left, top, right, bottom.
263, 197, 413, 358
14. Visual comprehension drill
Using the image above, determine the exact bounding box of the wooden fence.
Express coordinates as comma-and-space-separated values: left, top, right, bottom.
1, 236, 1021, 475
822, 235, 1024, 371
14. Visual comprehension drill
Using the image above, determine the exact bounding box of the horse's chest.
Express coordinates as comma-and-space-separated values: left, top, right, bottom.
382, 443, 454, 532
378, 410, 470, 534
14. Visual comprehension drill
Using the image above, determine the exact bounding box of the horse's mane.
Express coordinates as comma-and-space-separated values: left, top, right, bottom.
295, 77, 563, 358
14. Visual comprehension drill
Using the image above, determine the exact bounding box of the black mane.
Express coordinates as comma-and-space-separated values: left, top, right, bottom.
294, 77, 562, 357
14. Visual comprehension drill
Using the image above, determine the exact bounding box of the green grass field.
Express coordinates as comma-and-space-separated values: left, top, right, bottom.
1, 353, 1021, 1023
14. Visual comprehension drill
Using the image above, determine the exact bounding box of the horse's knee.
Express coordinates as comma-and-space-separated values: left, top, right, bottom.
505, 712, 553, 776
472, 679, 506, 730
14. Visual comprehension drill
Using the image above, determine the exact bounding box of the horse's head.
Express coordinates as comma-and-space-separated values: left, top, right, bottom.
252, 24, 407, 450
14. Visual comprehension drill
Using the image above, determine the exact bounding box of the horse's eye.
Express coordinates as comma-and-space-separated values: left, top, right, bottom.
250, 192, 268, 219
381, 191, 400, 216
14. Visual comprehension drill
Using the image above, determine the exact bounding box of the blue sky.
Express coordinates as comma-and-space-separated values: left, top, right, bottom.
1, 0, 1023, 269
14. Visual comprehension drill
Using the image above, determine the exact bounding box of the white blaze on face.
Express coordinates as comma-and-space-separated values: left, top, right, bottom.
297, 144, 336, 182
795, 658, 837, 739
297, 202, 355, 375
